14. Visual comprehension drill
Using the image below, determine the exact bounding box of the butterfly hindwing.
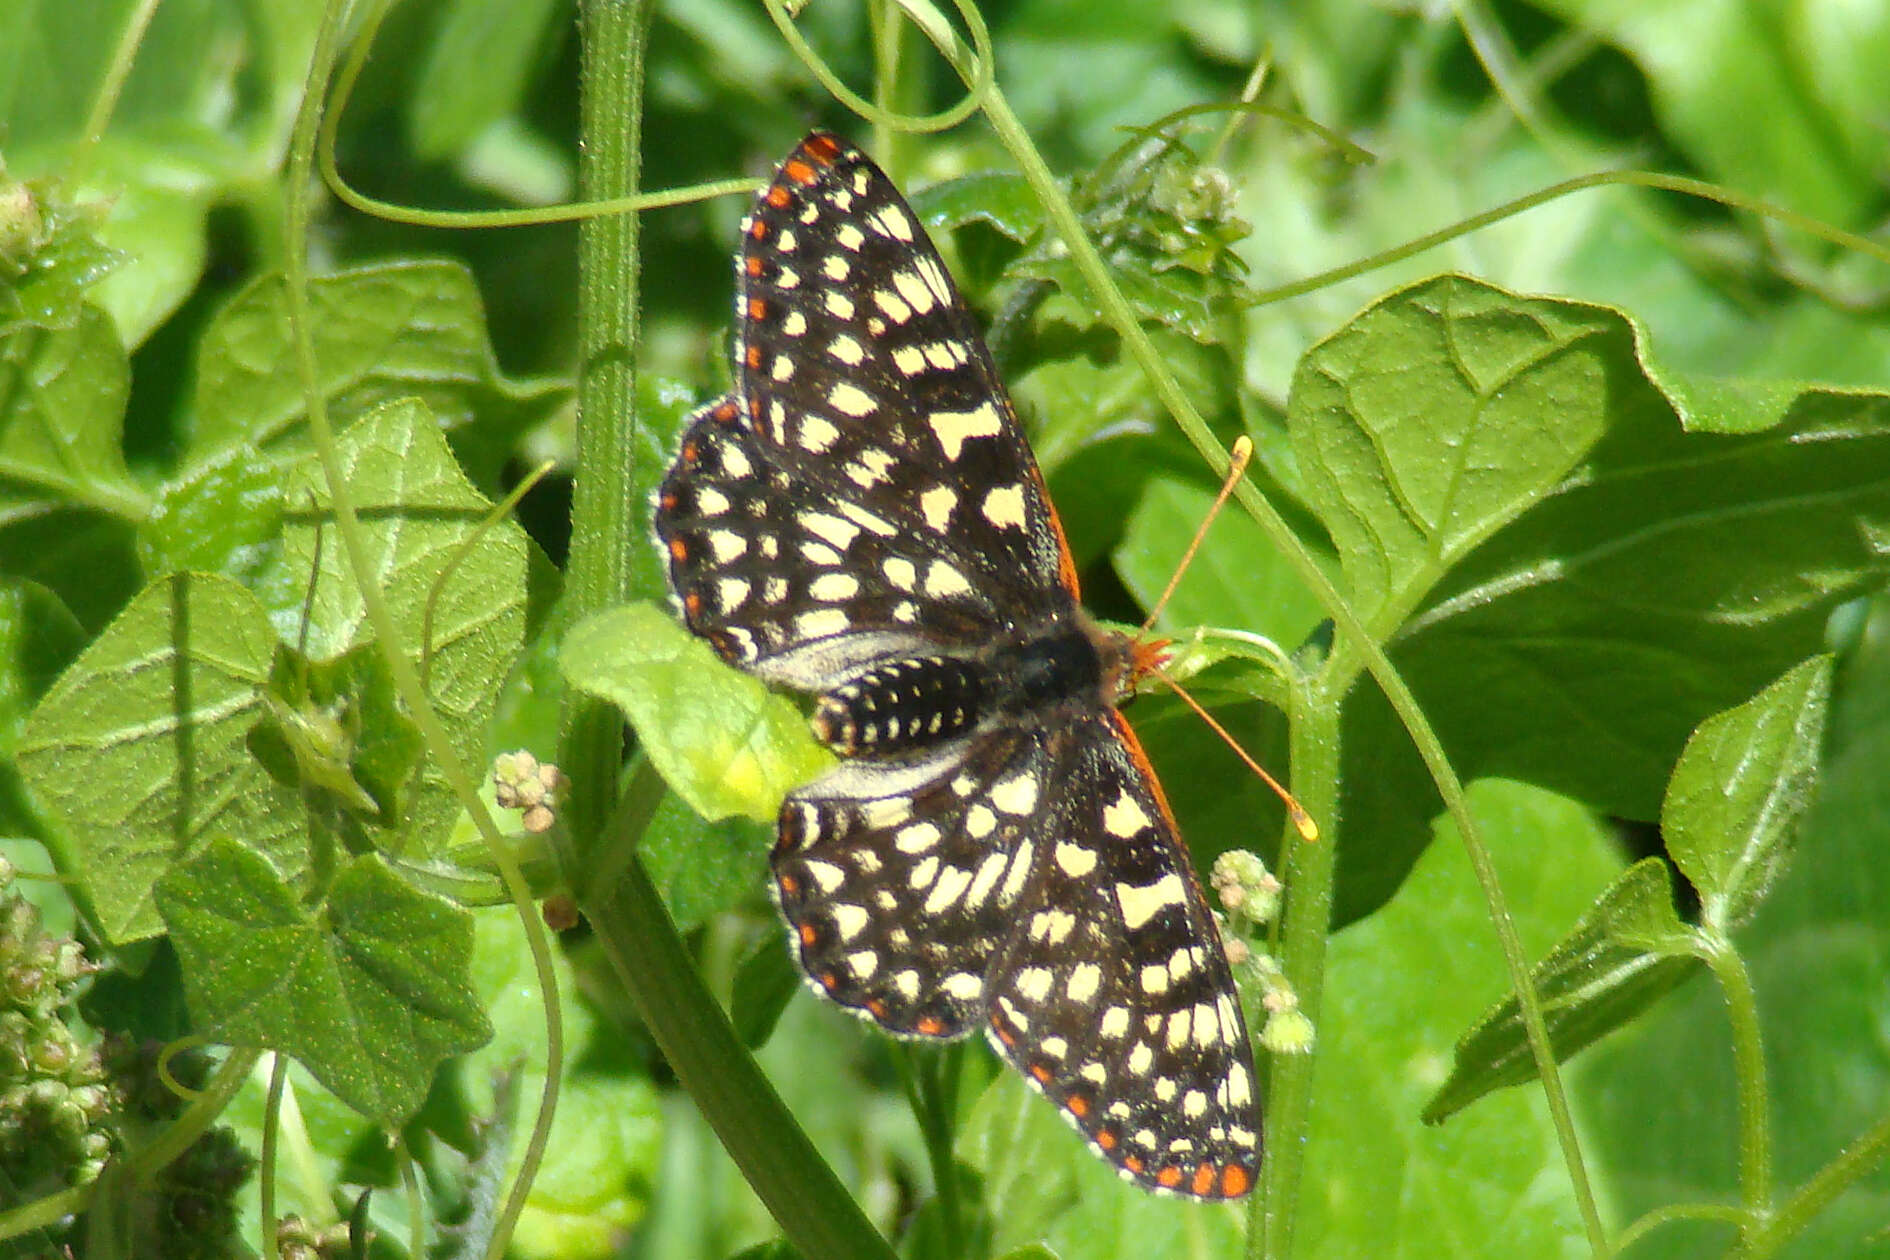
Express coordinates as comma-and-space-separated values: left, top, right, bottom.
983, 712, 1260, 1199
772, 728, 1051, 1038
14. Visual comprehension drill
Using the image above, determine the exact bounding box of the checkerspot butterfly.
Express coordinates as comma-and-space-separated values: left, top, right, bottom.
654, 133, 1260, 1198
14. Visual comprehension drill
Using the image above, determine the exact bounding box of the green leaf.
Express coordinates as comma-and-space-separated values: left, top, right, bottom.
280, 398, 529, 850
0, 184, 125, 335
559, 603, 831, 823
1113, 471, 1325, 648
408, 0, 566, 161
138, 444, 288, 589
1528, 0, 1884, 228
1304, 779, 1617, 1251
0, 302, 145, 520
1310, 276, 1890, 924
913, 172, 1044, 244
15, 572, 306, 943
155, 838, 491, 1126
248, 640, 425, 828
186, 260, 568, 482
458, 909, 662, 1254
729, 930, 799, 1049
1292, 275, 1616, 626
1664, 656, 1832, 931
638, 787, 769, 933
0, 576, 84, 837
1421, 857, 1701, 1123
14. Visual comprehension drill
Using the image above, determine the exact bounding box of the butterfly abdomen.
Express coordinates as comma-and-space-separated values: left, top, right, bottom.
812, 655, 986, 754
813, 623, 1124, 756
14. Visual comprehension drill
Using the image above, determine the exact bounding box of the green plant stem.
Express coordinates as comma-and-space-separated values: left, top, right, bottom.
260, 1052, 288, 1260
69, 0, 161, 187
580, 761, 897, 1259
1255, 672, 1340, 1258
1731, 1111, 1890, 1260
1700, 932, 1773, 1224
564, 0, 655, 862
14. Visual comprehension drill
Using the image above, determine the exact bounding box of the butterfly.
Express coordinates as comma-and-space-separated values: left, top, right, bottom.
654, 133, 1259, 1198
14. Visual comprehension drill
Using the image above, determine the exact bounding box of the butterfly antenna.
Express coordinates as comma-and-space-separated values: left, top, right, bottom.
1140, 436, 1253, 636
1153, 665, 1318, 842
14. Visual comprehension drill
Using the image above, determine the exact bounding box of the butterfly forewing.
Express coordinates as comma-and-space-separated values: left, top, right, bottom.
729, 134, 1075, 613
654, 132, 1265, 1199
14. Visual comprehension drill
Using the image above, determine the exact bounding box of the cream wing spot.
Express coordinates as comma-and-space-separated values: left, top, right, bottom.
882, 556, 917, 590
828, 382, 877, 417
895, 266, 939, 313
982, 484, 1028, 530
1103, 789, 1154, 837
990, 773, 1039, 816
919, 486, 957, 531
923, 560, 974, 598
799, 414, 840, 452
809, 573, 860, 601
930, 402, 1004, 459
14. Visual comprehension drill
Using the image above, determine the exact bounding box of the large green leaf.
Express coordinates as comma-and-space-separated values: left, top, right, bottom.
155, 837, 490, 1126
186, 261, 568, 482
15, 571, 303, 942
1299, 276, 1890, 923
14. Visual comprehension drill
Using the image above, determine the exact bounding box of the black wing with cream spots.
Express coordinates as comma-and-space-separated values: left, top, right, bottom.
773, 727, 1049, 1039
654, 133, 1079, 691
984, 713, 1260, 1199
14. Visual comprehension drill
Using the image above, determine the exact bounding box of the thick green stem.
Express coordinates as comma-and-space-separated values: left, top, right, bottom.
1252, 673, 1340, 1259
580, 763, 896, 1258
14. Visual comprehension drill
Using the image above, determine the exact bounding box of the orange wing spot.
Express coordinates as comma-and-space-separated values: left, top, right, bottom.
778, 873, 800, 895
916, 1015, 945, 1035
1221, 1164, 1252, 1197
1029, 1063, 1052, 1085
1157, 1165, 1184, 1189
783, 158, 817, 186
745, 344, 763, 370
989, 1014, 1017, 1047
802, 134, 842, 164
867, 998, 889, 1019
659, 490, 677, 510
819, 971, 840, 991
1191, 1162, 1216, 1196
668, 538, 688, 561
798, 922, 817, 946
747, 296, 767, 321
745, 254, 763, 277
680, 438, 700, 462
1095, 1127, 1118, 1151
683, 592, 704, 618
1066, 1093, 1089, 1118
749, 217, 768, 239
713, 400, 739, 422
765, 184, 791, 208
1123, 1154, 1145, 1174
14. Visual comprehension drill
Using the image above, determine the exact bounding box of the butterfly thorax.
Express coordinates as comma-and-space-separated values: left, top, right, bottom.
811, 615, 1138, 757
